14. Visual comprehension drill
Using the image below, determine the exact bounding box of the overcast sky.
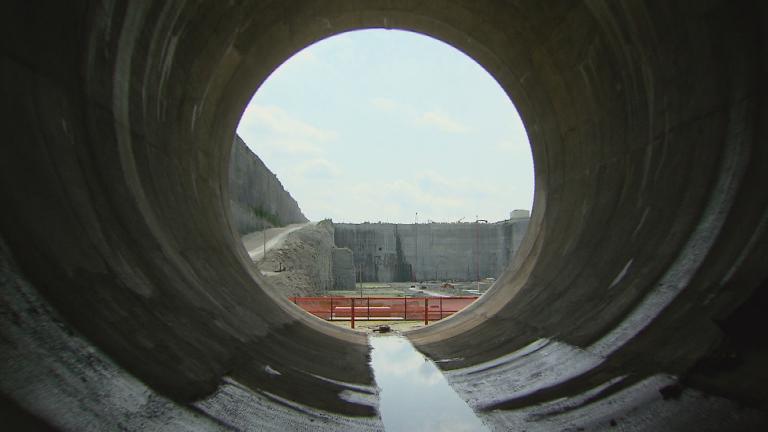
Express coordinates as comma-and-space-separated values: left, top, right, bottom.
236, 30, 533, 224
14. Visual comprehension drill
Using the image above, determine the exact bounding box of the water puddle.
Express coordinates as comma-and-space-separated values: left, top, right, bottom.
369, 335, 489, 432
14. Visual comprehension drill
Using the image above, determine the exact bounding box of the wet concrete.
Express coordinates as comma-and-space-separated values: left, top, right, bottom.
1, 0, 768, 430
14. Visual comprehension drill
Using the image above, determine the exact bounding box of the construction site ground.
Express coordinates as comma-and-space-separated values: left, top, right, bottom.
325, 281, 494, 298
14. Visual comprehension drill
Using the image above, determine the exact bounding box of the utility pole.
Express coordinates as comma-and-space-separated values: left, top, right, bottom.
359, 266, 363, 297
414, 212, 418, 283
475, 215, 480, 292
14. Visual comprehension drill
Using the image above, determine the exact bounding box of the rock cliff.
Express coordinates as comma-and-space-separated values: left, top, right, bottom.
228, 135, 308, 234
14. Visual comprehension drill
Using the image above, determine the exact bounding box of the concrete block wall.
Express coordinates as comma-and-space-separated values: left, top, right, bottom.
228, 135, 308, 234
334, 220, 529, 282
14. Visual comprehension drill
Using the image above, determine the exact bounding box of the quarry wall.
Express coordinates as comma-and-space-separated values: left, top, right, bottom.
332, 247, 356, 290
228, 135, 308, 234
334, 219, 529, 282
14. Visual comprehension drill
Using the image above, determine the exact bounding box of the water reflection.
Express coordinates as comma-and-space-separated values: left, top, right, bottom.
369, 335, 488, 432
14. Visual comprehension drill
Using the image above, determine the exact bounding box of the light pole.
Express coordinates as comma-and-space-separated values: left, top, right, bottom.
474, 217, 488, 293
359, 266, 363, 297
414, 212, 418, 283
475, 215, 479, 292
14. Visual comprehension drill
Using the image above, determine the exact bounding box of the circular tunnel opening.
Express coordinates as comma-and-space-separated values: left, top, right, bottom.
229, 29, 535, 332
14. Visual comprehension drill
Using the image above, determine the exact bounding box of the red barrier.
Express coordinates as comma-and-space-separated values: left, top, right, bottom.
289, 296, 479, 325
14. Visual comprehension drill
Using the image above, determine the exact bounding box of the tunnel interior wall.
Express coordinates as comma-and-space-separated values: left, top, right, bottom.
0, 0, 379, 428
1, 0, 767, 430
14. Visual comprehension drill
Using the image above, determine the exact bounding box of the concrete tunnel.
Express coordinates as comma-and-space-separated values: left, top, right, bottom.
1, 1, 767, 430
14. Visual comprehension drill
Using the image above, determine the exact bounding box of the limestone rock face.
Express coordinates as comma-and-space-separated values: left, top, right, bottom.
332, 247, 356, 289
228, 135, 307, 234
334, 220, 529, 282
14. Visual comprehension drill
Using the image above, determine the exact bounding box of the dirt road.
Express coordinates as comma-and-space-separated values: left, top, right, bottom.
241, 222, 313, 262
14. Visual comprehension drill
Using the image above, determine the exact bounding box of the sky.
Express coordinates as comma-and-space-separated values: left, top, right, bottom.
236, 29, 533, 224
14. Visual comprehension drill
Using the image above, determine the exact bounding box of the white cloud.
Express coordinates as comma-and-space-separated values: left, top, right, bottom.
370, 97, 469, 133
371, 98, 470, 134
237, 104, 339, 165
294, 158, 341, 179
495, 139, 531, 156
296, 174, 505, 223
415, 171, 455, 190
415, 170, 493, 199
416, 111, 469, 133
255, 138, 323, 157
370, 97, 400, 111
353, 179, 465, 211
239, 104, 336, 142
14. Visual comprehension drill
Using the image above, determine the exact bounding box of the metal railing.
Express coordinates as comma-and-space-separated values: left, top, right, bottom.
288, 296, 479, 328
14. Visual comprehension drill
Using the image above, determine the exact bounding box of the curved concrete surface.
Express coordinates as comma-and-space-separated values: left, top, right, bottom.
1, 1, 767, 430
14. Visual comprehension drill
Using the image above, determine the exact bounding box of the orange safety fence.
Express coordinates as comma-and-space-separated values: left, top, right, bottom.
288, 296, 479, 328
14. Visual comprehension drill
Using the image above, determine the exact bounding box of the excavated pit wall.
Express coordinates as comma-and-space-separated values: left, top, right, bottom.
229, 135, 308, 234
332, 247, 356, 290
334, 220, 529, 282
